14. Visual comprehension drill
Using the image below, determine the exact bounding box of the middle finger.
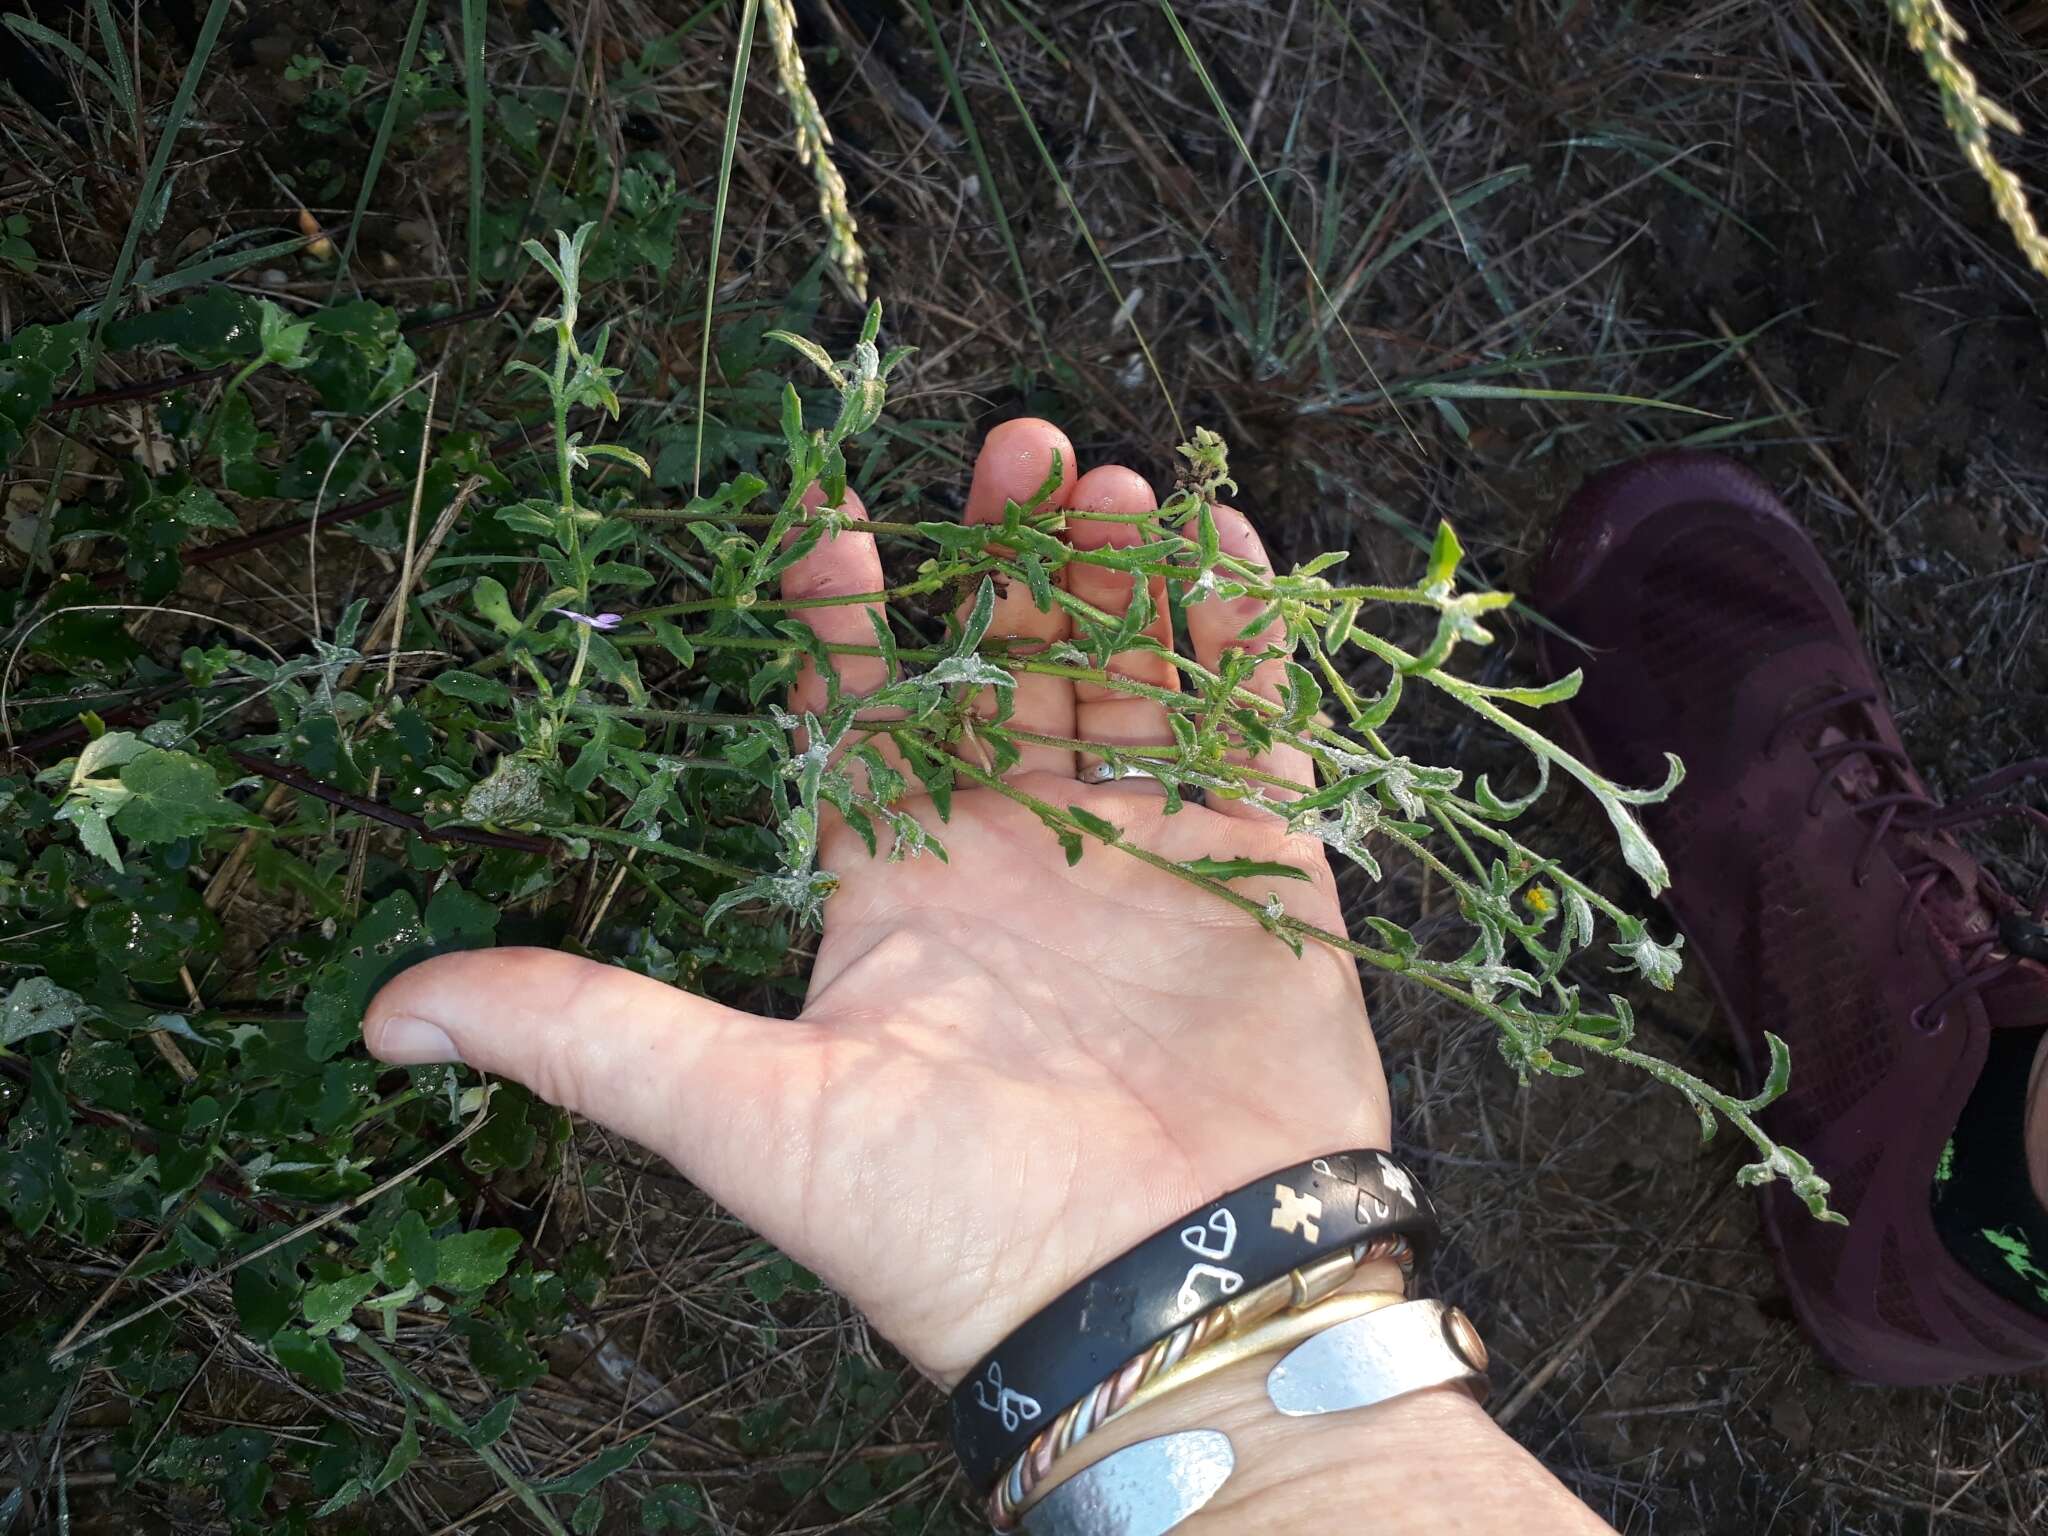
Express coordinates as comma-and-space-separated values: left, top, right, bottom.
1065, 464, 1181, 775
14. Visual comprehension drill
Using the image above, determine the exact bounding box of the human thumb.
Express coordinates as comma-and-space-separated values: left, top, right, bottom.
364, 946, 817, 1194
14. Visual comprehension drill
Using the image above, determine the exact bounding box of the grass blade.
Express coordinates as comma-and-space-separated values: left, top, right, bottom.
86, 0, 137, 141
22, 0, 232, 585
907, 0, 1046, 360
1152, 0, 1414, 453
1314, 0, 1517, 325
329, 0, 432, 300
964, 0, 1180, 436
461, 0, 488, 308
5, 15, 118, 103
90, 0, 232, 330
1403, 381, 1716, 416
693, 0, 764, 497
1293, 168, 1529, 369
1556, 133, 1775, 251
140, 233, 319, 300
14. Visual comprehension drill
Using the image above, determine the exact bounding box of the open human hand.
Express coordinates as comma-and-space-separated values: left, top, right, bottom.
365, 418, 1389, 1385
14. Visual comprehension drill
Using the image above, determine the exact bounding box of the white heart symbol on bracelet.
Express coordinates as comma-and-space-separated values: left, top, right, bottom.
1179, 1208, 1238, 1261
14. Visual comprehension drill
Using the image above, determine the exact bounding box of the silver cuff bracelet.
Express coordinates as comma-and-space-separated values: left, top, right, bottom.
1266, 1297, 1490, 1417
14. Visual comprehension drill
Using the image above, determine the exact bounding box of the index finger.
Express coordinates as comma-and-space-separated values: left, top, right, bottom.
780, 484, 918, 799
782, 482, 889, 715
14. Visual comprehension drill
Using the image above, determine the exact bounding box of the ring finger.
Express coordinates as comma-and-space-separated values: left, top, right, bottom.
1064, 464, 1180, 790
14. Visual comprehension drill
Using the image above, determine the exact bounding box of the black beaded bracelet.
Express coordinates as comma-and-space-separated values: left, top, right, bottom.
947, 1149, 1439, 1493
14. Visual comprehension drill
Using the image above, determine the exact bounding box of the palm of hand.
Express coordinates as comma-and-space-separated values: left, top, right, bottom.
790, 778, 1384, 1381
367, 419, 1390, 1384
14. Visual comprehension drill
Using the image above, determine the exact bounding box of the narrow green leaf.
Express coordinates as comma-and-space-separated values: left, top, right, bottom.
1423, 521, 1463, 589
329, 0, 432, 296
765, 329, 843, 384
958, 577, 997, 654
691, 0, 762, 495
531, 1433, 654, 1496
460, 0, 488, 307
1180, 856, 1310, 883
1066, 804, 1121, 843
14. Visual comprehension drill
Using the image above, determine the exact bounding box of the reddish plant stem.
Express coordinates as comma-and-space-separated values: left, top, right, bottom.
225, 750, 552, 855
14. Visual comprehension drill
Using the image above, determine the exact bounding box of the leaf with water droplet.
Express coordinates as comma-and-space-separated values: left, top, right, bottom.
302, 887, 500, 1061
112, 748, 257, 845
1, 976, 98, 1047
433, 1227, 521, 1292
303, 893, 425, 1062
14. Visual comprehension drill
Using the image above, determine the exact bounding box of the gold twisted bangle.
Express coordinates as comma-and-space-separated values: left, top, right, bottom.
987, 1233, 1414, 1529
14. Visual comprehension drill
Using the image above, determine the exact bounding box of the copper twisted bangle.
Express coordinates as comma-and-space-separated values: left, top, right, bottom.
986, 1232, 1415, 1529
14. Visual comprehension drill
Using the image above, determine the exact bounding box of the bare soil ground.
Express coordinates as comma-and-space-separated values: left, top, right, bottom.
7, 0, 2047, 1530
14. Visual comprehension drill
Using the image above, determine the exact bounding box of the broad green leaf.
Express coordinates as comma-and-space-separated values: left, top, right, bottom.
392, 1210, 439, 1287
272, 1328, 346, 1391
1, 976, 98, 1047
303, 892, 424, 1061
471, 575, 521, 635
233, 1263, 294, 1343
211, 394, 276, 497
426, 883, 500, 948
65, 802, 124, 871
112, 749, 253, 844
433, 1227, 521, 1292
158, 484, 239, 531
434, 670, 512, 706
302, 1272, 378, 1333
74, 730, 146, 780
642, 1483, 711, 1532
456, 1315, 546, 1390
256, 299, 313, 366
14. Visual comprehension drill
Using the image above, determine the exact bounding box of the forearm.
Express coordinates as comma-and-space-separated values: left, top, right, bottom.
1017, 1289, 1615, 1535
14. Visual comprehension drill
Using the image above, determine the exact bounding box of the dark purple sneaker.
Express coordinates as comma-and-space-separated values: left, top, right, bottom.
1535, 451, 2048, 1384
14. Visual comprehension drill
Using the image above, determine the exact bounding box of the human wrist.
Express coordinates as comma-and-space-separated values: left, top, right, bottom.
1019, 1273, 1616, 1535
946, 1148, 1428, 1494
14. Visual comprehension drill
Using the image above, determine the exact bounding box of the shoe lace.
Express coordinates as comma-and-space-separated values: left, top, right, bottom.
1766, 687, 2048, 1031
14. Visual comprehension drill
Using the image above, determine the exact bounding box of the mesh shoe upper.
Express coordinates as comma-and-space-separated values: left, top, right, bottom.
1536, 451, 2048, 1384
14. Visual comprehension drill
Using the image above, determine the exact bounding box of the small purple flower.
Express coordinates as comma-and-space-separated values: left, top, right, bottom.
552, 608, 623, 631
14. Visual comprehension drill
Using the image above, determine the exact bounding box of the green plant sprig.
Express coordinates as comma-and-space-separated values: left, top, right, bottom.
431, 263, 1823, 1221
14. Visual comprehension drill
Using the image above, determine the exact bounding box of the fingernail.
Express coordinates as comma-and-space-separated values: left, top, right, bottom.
372, 1015, 459, 1064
